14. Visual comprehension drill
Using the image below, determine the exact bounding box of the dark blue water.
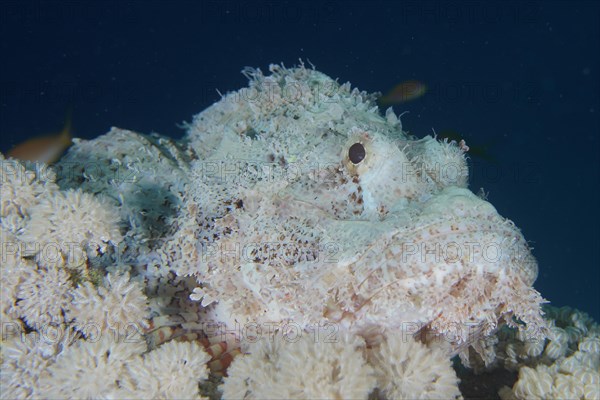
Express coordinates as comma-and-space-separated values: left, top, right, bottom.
1, 1, 598, 320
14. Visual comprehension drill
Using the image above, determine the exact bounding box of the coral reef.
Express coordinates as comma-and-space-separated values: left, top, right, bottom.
1, 64, 597, 399
0, 156, 200, 397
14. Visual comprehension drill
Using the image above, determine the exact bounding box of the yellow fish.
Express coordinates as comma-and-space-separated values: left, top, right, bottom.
7, 112, 73, 164
378, 80, 427, 105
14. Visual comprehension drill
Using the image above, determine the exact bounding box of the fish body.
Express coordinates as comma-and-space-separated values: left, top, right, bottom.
160, 65, 546, 350
58, 65, 547, 355
379, 80, 427, 105
7, 115, 72, 163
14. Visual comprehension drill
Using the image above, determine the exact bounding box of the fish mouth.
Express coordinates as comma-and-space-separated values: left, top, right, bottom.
314, 187, 545, 346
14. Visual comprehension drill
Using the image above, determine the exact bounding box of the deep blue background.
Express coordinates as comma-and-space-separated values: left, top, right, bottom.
1, 1, 598, 320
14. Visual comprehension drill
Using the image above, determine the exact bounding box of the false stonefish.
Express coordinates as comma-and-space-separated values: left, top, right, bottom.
157, 63, 547, 355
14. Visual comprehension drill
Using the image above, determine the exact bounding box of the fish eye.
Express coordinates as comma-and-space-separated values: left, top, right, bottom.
348, 142, 366, 164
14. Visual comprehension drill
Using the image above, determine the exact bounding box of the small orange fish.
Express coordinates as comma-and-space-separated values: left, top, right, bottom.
7, 113, 73, 164
379, 80, 427, 105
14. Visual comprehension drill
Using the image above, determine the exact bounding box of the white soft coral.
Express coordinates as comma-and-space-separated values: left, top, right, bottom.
20, 189, 122, 269
221, 332, 376, 399
368, 333, 462, 400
